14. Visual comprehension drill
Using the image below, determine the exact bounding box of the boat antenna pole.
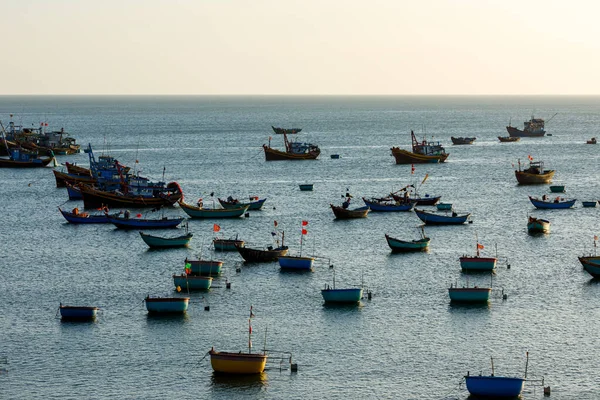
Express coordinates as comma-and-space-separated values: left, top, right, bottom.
491, 356, 495, 376
524, 351, 529, 379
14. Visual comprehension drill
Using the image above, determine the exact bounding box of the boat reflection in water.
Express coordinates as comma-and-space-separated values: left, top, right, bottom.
210, 371, 268, 390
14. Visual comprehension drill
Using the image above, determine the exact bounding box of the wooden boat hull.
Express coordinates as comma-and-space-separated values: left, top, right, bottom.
173, 275, 213, 290
385, 234, 430, 252
415, 209, 470, 225
579, 256, 600, 266
330, 204, 370, 219
390, 148, 449, 164
65, 162, 91, 176
0, 157, 53, 168
507, 125, 545, 137
218, 198, 266, 211
299, 184, 314, 191
529, 197, 576, 209
448, 288, 491, 303
145, 297, 189, 314
362, 198, 415, 212
108, 216, 184, 229
527, 217, 550, 234
580, 258, 600, 278
209, 350, 267, 374
140, 232, 193, 248
390, 194, 441, 205
263, 145, 320, 161
79, 184, 182, 209
53, 169, 96, 188
278, 255, 315, 270
213, 238, 245, 252
515, 170, 555, 184
179, 201, 249, 218
465, 375, 525, 398
498, 136, 520, 142
59, 208, 112, 224
450, 137, 476, 145
186, 259, 224, 275
321, 288, 363, 304
236, 245, 289, 262
459, 256, 497, 271
59, 306, 99, 321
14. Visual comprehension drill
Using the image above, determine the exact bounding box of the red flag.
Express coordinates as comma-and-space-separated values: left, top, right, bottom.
274, 220, 278, 227
477, 243, 484, 250
136, 213, 142, 218
302, 220, 308, 226
528, 155, 533, 161
302, 229, 308, 235
213, 224, 220, 232
411, 164, 415, 174
249, 320, 253, 333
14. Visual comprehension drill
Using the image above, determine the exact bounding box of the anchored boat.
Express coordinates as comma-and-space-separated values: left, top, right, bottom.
527, 216, 550, 234
144, 296, 190, 314
459, 239, 497, 271
263, 133, 320, 160
391, 130, 449, 164
59, 304, 99, 321
515, 158, 555, 184
506, 114, 556, 137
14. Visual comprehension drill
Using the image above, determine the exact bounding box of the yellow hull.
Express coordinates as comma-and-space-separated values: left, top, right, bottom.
209, 350, 267, 374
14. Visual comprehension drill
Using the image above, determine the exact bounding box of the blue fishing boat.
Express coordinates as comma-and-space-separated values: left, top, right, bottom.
464, 355, 529, 398
218, 196, 266, 211
299, 183, 314, 191
59, 304, 99, 321
140, 231, 193, 248
173, 274, 213, 290
529, 195, 576, 209
107, 214, 184, 229
185, 258, 224, 275
436, 202, 452, 211
582, 201, 598, 208
278, 255, 315, 271
385, 231, 430, 253
321, 269, 363, 304
580, 259, 600, 278
527, 216, 550, 234
414, 208, 470, 225
448, 285, 491, 303
179, 201, 250, 218
58, 206, 112, 224
362, 197, 415, 212
144, 296, 190, 314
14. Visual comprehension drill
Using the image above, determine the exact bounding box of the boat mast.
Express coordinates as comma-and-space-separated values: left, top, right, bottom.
524, 351, 529, 379
491, 356, 495, 376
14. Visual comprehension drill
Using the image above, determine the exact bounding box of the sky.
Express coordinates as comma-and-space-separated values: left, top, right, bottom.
3, 0, 600, 95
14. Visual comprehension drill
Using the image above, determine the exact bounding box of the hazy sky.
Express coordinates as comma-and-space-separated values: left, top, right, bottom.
4, 0, 600, 95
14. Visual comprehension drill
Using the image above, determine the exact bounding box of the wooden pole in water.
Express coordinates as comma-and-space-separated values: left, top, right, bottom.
524, 351, 529, 379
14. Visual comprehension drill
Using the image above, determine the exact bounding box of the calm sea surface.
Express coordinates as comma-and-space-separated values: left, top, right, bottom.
1, 96, 599, 399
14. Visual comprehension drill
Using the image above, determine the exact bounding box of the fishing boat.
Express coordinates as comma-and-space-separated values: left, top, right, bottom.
272, 126, 302, 134
65, 182, 84, 200
237, 244, 289, 262
527, 216, 550, 234
213, 237, 245, 252
179, 200, 250, 218
464, 355, 529, 398
52, 169, 96, 188
140, 231, 193, 248
59, 304, 99, 321
65, 161, 92, 176
330, 204, 370, 219
385, 232, 430, 253
218, 196, 266, 211
173, 274, 213, 290
587, 137, 597, 144
144, 296, 190, 314
299, 183, 314, 191
515, 159, 555, 184
498, 136, 520, 142
582, 201, 598, 208
185, 258, 224, 275
448, 281, 491, 303
58, 206, 113, 224
321, 270, 363, 304
0, 147, 55, 168
390, 130, 449, 164
389, 178, 441, 205
209, 307, 268, 374
436, 202, 452, 211
459, 239, 497, 271
414, 209, 470, 225
107, 213, 185, 229
263, 133, 320, 161
362, 197, 415, 212
580, 258, 600, 278
549, 185, 565, 193
450, 137, 476, 145
78, 182, 183, 209
528, 196, 576, 210
506, 114, 556, 137
278, 221, 315, 271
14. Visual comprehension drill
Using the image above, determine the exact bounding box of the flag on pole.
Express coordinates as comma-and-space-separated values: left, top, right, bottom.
302, 229, 308, 235
185, 263, 191, 274
302, 220, 308, 226
213, 224, 220, 232
528, 155, 533, 161
411, 164, 415, 174
477, 243, 484, 250
250, 305, 255, 318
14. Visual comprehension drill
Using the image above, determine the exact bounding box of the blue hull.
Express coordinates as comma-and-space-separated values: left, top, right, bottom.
385, 234, 430, 252
459, 257, 497, 271
173, 275, 213, 290
465, 375, 525, 398
187, 260, 223, 275
59, 208, 111, 224
527, 217, 550, 233
213, 239, 245, 251
321, 288, 363, 304
140, 232, 193, 248
179, 202, 250, 218
219, 198, 267, 210
60, 306, 99, 320
580, 258, 600, 278
448, 288, 491, 302
529, 196, 576, 209
278, 255, 315, 270
108, 216, 184, 229
363, 198, 415, 212
415, 209, 470, 225
66, 184, 83, 200
299, 184, 314, 191
145, 297, 190, 314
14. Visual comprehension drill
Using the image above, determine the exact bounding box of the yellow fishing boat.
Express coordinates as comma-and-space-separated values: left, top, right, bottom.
209, 348, 268, 374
